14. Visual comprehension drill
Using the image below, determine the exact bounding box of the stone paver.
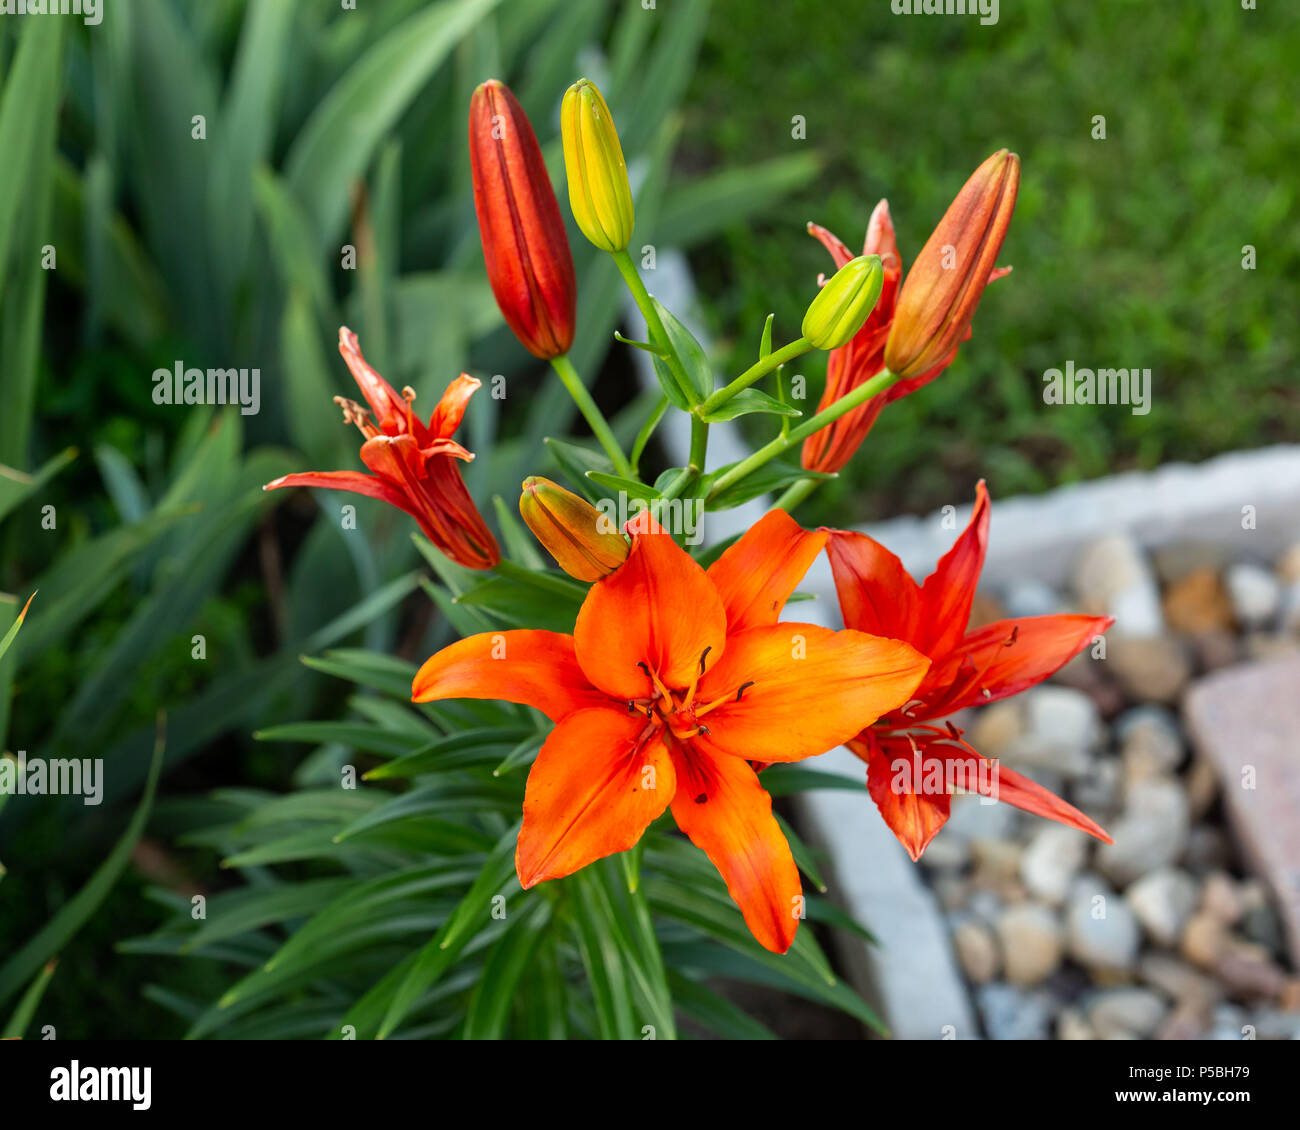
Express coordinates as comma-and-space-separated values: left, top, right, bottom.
1184, 654, 1300, 968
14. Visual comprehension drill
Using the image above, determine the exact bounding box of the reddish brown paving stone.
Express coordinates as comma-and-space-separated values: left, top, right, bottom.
1184, 654, 1300, 969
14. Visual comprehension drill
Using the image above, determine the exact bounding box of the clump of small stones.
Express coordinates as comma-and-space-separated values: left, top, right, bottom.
929, 534, 1300, 1040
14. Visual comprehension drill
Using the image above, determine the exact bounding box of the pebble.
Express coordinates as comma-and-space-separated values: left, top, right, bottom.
1201, 871, 1245, 925
1138, 952, 1222, 1012
1086, 988, 1168, 1039
951, 917, 1000, 984
1056, 1007, 1096, 1040
1191, 629, 1241, 671
1157, 1004, 1209, 1040
1181, 910, 1230, 969
1162, 567, 1234, 635
1107, 635, 1192, 703
1097, 778, 1191, 886
932, 875, 972, 912
1225, 562, 1281, 628
968, 700, 1023, 759
1116, 705, 1184, 782
1125, 868, 1198, 947
1071, 755, 1122, 816
1153, 541, 1229, 585
996, 904, 1064, 987
1074, 534, 1165, 637
1020, 824, 1090, 906
1183, 825, 1231, 874
967, 890, 1004, 927
917, 834, 969, 871
1066, 875, 1141, 975
1009, 687, 1102, 777
976, 983, 1054, 1041
1243, 631, 1300, 662
1185, 756, 1219, 821
972, 839, 1025, 891
1207, 1002, 1249, 1040
944, 794, 1019, 842
1276, 542, 1300, 586
1279, 582, 1300, 636
1249, 1008, 1300, 1040
1215, 941, 1287, 1000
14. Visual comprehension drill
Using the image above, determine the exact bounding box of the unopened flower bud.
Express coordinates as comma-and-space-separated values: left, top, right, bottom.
560, 79, 634, 253
801, 254, 884, 351
469, 80, 576, 359
884, 149, 1019, 380
519, 476, 629, 582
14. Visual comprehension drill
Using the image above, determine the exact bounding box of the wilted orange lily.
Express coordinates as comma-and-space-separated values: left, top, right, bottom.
824, 482, 1112, 861
801, 150, 1017, 474
264, 327, 499, 570
413, 509, 929, 952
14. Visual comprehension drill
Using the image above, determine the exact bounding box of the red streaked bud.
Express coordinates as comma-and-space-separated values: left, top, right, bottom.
469, 80, 576, 359
884, 149, 1019, 380
519, 476, 628, 582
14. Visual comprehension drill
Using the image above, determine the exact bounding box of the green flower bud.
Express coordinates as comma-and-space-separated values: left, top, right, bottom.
801, 254, 884, 351
561, 79, 635, 253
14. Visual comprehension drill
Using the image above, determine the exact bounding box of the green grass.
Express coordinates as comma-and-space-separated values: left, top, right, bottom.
682, 0, 1300, 522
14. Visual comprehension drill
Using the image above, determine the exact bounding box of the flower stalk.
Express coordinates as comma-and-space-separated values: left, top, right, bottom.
708, 368, 904, 500
549, 354, 633, 476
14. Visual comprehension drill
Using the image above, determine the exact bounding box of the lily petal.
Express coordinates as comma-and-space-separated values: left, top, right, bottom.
916, 480, 990, 657
517, 708, 675, 887
574, 511, 727, 700
853, 736, 951, 862
985, 758, 1113, 844
706, 510, 826, 634
338, 326, 416, 437
824, 529, 922, 644
411, 629, 605, 721
692, 623, 929, 764
263, 469, 416, 516
669, 745, 801, 954
922, 613, 1113, 715
427, 374, 481, 440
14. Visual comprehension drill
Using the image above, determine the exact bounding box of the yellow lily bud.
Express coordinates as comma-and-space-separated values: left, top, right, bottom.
519, 476, 629, 582
801, 254, 884, 351
560, 79, 634, 253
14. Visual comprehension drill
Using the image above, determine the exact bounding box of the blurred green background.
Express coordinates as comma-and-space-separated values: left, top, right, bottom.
0, 0, 1296, 1037
683, 0, 1300, 522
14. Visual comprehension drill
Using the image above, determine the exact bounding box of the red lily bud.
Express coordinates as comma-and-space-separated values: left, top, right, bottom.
469, 80, 576, 359
884, 150, 1019, 380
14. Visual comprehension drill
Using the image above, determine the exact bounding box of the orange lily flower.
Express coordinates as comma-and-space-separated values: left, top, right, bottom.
264, 327, 499, 570
801, 152, 1017, 474
412, 509, 929, 952
824, 482, 1113, 861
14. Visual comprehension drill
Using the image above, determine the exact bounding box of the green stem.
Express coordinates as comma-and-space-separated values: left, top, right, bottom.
493, 558, 588, 600
611, 249, 695, 405
659, 416, 710, 503
708, 368, 901, 500
772, 477, 823, 513
549, 354, 633, 477
699, 336, 812, 416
